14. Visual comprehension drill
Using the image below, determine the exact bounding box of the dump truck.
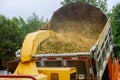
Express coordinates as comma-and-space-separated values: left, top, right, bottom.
0, 2, 120, 80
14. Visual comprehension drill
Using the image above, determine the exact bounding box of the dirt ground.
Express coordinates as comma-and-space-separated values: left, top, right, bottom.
39, 2, 107, 53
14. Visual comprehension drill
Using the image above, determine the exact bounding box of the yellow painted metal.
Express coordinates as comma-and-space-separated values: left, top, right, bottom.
14, 61, 38, 75
14, 61, 48, 80
35, 74, 47, 80
37, 67, 76, 80
20, 30, 56, 62
14, 30, 56, 79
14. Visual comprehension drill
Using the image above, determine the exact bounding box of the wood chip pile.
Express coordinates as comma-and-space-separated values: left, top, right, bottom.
38, 2, 107, 54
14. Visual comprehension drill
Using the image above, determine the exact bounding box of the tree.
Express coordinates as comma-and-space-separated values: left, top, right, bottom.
61, 0, 87, 5
61, 0, 108, 13
18, 13, 47, 43
110, 3, 120, 44
0, 13, 47, 61
20, 13, 46, 40
17, 17, 27, 43
0, 15, 21, 60
26, 13, 45, 32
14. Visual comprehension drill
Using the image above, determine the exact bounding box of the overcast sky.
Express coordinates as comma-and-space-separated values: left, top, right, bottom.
0, 0, 120, 20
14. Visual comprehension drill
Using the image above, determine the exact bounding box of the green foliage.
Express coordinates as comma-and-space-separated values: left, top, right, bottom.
61, 0, 108, 14
97, 0, 108, 13
61, 0, 87, 5
110, 3, 120, 44
0, 13, 46, 60
114, 45, 120, 58
20, 13, 46, 42
26, 13, 45, 32
0, 15, 21, 60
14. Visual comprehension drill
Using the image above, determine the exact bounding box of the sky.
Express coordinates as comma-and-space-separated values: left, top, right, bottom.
0, 0, 120, 20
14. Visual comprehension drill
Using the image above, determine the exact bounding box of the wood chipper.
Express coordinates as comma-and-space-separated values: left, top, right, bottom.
1, 2, 120, 80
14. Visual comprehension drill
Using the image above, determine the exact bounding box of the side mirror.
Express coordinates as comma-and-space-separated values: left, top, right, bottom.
15, 49, 21, 58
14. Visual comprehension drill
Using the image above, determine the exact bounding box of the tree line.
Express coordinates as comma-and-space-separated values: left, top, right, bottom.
0, 0, 120, 65
0, 13, 47, 61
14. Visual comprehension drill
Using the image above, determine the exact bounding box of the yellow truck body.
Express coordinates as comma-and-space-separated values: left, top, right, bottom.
38, 67, 76, 80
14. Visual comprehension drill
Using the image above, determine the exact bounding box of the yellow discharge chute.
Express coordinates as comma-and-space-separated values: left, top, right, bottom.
14, 30, 56, 75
